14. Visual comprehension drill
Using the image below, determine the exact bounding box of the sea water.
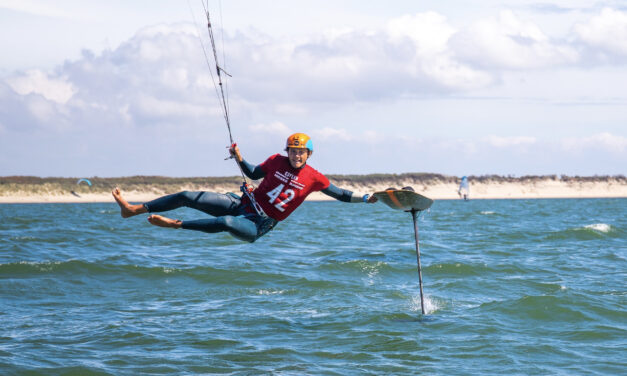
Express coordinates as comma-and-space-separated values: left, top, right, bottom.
0, 199, 625, 375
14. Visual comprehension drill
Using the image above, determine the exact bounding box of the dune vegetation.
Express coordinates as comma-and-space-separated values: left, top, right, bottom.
1, 174, 625, 197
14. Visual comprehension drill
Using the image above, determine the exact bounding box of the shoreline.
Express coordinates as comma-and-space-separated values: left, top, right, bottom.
1, 180, 626, 203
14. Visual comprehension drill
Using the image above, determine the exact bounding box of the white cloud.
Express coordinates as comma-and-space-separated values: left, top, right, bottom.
363, 130, 381, 143
386, 12, 493, 90
1, 23, 222, 132
433, 138, 479, 155
0, 80, 70, 131
160, 68, 190, 91
273, 103, 308, 115
217, 11, 495, 101
7, 70, 76, 104
451, 10, 578, 69
575, 8, 627, 57
249, 121, 292, 136
387, 12, 454, 56
1, 7, 627, 177
7, 7, 620, 135
562, 132, 627, 154
0, 0, 73, 19
25, 94, 56, 122
134, 94, 216, 119
309, 127, 387, 144
312, 127, 353, 141
485, 135, 537, 148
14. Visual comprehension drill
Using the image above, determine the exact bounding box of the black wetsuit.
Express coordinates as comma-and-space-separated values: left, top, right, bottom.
142, 159, 358, 242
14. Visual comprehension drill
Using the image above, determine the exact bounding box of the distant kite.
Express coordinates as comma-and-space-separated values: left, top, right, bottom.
77, 178, 92, 187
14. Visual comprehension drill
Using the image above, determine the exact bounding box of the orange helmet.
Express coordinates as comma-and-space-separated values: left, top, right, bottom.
285, 133, 313, 151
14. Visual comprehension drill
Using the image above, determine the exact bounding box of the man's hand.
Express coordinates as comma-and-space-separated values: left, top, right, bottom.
229, 143, 243, 162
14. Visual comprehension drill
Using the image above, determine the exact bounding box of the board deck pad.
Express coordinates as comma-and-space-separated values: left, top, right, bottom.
374, 189, 433, 211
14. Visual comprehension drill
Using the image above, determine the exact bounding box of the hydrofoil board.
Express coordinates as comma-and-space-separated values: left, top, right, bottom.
373, 187, 433, 212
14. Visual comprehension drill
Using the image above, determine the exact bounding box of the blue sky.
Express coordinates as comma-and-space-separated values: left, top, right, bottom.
1, 0, 626, 177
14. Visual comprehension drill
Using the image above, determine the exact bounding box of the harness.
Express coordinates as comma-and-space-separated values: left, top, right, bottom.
240, 180, 267, 217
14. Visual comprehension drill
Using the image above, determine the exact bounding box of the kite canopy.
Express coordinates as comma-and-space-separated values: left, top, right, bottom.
459, 176, 469, 190
77, 178, 92, 187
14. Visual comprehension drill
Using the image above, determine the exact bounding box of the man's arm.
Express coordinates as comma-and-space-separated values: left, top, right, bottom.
229, 144, 265, 180
321, 183, 377, 203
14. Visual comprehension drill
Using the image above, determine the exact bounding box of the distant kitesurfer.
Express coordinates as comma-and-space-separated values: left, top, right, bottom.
113, 133, 378, 242
458, 176, 469, 201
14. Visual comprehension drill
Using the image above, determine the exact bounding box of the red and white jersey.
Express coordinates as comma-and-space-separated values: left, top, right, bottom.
248, 154, 330, 221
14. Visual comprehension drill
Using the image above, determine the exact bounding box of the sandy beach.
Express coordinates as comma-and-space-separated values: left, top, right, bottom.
1, 178, 625, 203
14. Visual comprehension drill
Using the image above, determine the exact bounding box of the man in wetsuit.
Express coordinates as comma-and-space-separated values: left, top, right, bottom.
112, 133, 377, 242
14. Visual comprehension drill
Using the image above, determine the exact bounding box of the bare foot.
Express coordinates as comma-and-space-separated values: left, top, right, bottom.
147, 215, 182, 229
112, 187, 146, 218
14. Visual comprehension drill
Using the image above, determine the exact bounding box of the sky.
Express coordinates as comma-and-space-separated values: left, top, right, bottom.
1, 0, 626, 178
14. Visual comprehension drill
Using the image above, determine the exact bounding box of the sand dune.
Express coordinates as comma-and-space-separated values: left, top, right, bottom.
1, 176, 625, 203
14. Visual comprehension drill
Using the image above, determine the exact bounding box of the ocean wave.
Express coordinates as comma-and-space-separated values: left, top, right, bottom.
544, 223, 619, 240
480, 294, 592, 322
428, 262, 530, 277
0, 260, 286, 285
583, 223, 612, 233
2, 199, 625, 375
256, 288, 288, 296
317, 259, 398, 275
0, 259, 167, 277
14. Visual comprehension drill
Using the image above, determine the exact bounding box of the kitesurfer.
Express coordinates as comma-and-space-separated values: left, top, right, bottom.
112, 133, 377, 242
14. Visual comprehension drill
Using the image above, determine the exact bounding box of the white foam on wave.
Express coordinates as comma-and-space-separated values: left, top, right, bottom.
481, 211, 495, 215
410, 294, 441, 315
355, 260, 385, 286
12, 236, 36, 241
584, 223, 612, 233
257, 289, 285, 296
